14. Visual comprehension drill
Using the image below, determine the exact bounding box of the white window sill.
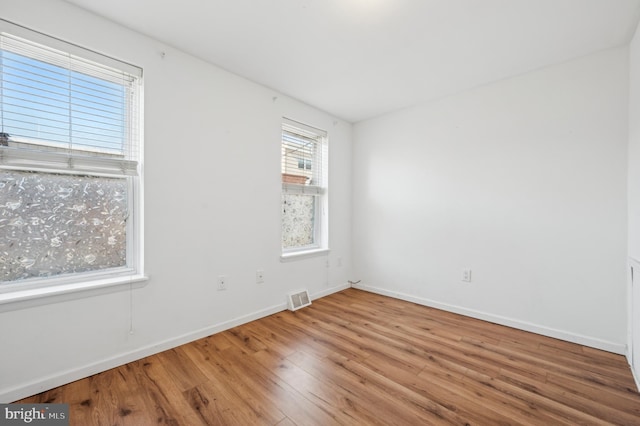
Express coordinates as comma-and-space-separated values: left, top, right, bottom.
0, 274, 149, 312
281, 248, 330, 262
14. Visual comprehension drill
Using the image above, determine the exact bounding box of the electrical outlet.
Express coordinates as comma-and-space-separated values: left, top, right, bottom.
256, 269, 264, 284
218, 275, 227, 291
462, 269, 472, 282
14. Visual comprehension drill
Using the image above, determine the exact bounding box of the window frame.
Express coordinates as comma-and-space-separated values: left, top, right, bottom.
280, 118, 328, 260
0, 19, 146, 308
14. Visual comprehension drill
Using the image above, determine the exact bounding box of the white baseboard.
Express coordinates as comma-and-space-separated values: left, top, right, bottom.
633, 365, 640, 392
627, 257, 640, 392
629, 354, 640, 392
1, 283, 350, 403
353, 283, 627, 355
312, 282, 351, 300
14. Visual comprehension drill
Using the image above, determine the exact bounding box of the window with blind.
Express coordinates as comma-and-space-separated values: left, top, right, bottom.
281, 118, 328, 254
0, 19, 143, 289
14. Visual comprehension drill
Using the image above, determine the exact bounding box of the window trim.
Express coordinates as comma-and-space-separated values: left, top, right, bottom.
0, 272, 148, 313
0, 19, 145, 305
280, 248, 330, 262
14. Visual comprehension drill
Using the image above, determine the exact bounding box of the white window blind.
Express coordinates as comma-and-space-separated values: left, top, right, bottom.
0, 19, 141, 177
0, 20, 144, 290
281, 118, 327, 195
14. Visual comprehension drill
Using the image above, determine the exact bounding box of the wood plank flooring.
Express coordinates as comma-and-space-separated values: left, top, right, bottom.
18, 288, 640, 425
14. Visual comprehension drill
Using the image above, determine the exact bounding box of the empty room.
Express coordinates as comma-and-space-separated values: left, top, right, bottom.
2, 0, 640, 424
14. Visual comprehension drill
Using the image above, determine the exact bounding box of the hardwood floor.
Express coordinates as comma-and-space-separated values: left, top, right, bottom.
18, 288, 640, 425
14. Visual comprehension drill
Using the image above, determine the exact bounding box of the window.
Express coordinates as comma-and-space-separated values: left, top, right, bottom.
281, 118, 327, 255
298, 158, 312, 170
0, 19, 143, 294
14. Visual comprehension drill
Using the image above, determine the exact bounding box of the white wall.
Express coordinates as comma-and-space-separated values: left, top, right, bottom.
0, 0, 352, 402
352, 47, 629, 353
628, 20, 640, 388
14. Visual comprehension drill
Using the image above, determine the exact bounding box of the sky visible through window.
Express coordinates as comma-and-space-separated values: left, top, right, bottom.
0, 49, 127, 154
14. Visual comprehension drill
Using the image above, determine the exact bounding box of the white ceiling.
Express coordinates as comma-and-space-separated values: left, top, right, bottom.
64, 0, 640, 123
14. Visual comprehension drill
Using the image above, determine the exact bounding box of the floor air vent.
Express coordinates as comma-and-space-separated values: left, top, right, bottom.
288, 290, 311, 311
